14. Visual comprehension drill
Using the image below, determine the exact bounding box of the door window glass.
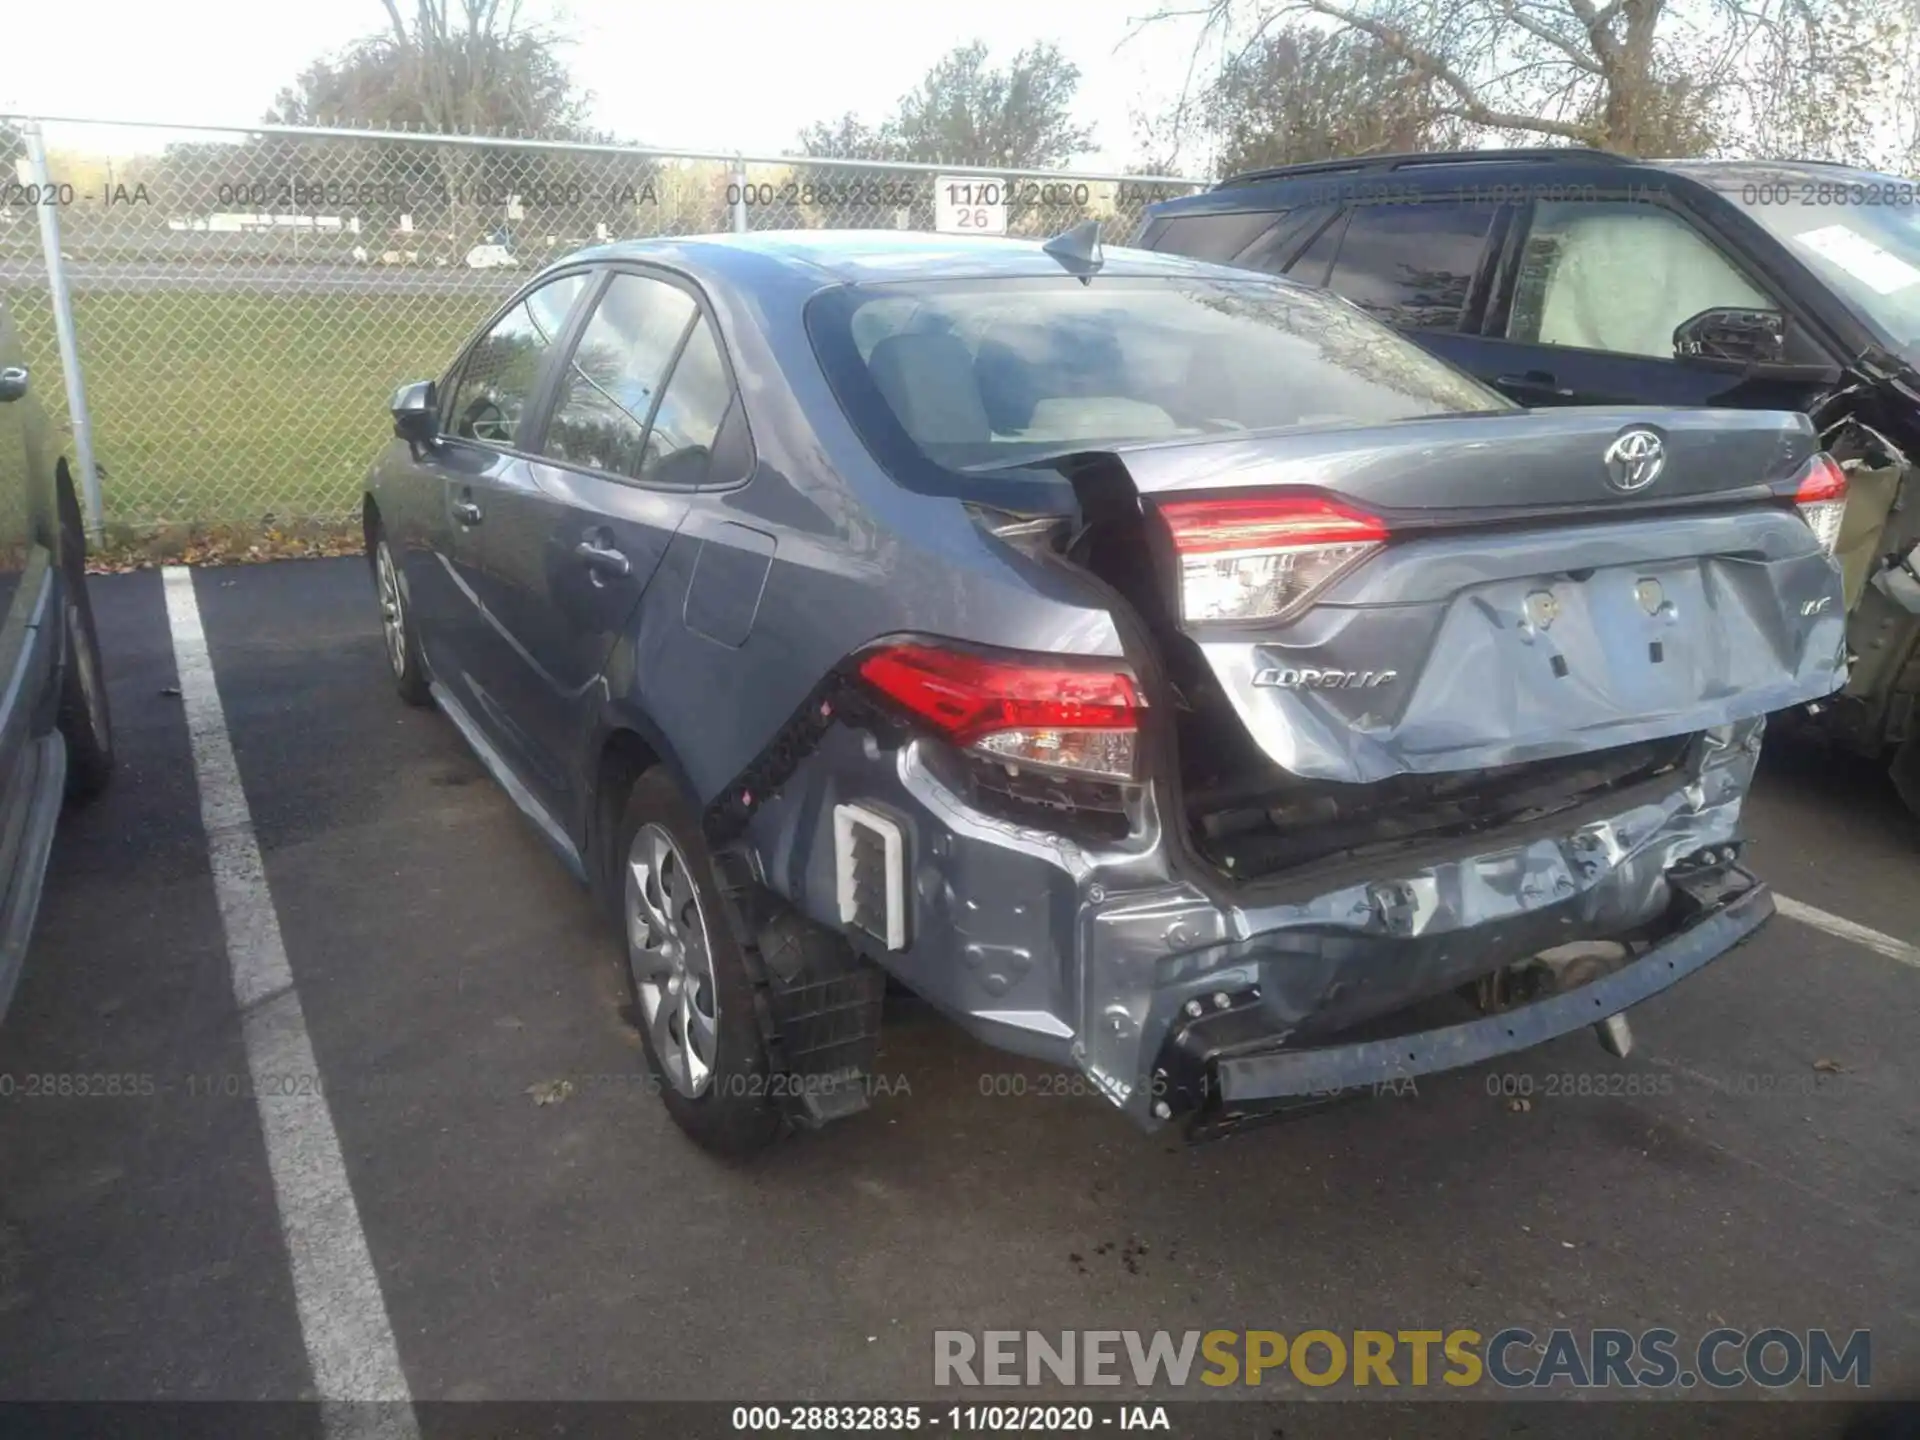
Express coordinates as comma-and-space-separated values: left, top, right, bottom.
1325, 202, 1494, 329
1507, 200, 1772, 358
444, 273, 586, 446
544, 273, 698, 480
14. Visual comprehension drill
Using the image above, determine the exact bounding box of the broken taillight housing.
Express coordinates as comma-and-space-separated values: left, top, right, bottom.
1791, 452, 1848, 557
1158, 494, 1389, 623
856, 643, 1141, 780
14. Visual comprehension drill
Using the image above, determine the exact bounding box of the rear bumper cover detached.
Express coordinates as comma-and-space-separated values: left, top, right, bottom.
740, 718, 1771, 1133
1193, 866, 1769, 1117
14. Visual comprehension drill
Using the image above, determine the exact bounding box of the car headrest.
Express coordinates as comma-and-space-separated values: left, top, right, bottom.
867, 332, 990, 445
974, 336, 1045, 433
1181, 345, 1243, 423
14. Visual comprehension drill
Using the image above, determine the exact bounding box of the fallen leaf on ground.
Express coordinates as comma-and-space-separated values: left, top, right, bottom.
526, 1079, 574, 1107
1813, 1058, 1842, 1074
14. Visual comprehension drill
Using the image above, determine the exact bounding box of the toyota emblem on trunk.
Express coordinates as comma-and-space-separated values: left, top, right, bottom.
1604, 429, 1666, 492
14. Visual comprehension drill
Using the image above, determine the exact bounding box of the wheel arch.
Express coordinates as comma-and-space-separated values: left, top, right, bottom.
362, 492, 381, 566
584, 699, 704, 917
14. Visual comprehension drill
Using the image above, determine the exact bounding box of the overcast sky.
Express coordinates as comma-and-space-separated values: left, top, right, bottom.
1, 0, 1212, 172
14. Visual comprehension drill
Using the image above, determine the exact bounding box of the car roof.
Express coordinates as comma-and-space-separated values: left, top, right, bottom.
548, 229, 1247, 285
1155, 148, 1908, 216
1655, 158, 1912, 191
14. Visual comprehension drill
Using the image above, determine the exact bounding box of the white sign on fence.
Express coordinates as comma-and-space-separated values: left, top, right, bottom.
935, 176, 1007, 236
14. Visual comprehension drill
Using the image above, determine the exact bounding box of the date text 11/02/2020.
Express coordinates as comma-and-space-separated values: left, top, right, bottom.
730, 1405, 1172, 1432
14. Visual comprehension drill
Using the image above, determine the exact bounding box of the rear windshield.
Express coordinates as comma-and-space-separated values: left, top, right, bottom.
805, 274, 1508, 489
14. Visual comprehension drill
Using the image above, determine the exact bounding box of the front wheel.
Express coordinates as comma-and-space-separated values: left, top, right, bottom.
616, 768, 784, 1157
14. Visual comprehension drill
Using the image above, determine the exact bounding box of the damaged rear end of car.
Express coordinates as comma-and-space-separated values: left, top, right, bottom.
731, 264, 1848, 1136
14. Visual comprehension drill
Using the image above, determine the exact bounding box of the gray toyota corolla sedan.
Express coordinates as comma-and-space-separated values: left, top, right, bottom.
364, 228, 1847, 1154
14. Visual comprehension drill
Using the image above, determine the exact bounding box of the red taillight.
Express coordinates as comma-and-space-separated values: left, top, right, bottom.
857, 643, 1140, 780
1158, 494, 1389, 623
1791, 452, 1848, 557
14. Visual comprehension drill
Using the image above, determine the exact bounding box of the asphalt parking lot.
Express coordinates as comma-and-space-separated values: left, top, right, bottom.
1, 556, 1916, 1417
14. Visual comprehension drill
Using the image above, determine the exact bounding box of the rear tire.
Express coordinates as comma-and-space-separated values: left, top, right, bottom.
55, 484, 112, 803
615, 768, 785, 1158
372, 527, 431, 707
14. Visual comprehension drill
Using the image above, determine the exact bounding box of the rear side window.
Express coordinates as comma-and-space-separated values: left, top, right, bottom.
1324, 201, 1495, 330
444, 272, 587, 447
544, 273, 697, 481
1144, 210, 1285, 263
641, 318, 732, 488
1285, 213, 1348, 287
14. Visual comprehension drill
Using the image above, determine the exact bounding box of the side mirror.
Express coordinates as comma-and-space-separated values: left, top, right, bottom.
391, 380, 439, 446
1672, 308, 1787, 366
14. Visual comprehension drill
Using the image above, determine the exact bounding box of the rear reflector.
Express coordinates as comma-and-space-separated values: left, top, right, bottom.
856, 643, 1140, 780
1158, 495, 1388, 623
1792, 453, 1848, 557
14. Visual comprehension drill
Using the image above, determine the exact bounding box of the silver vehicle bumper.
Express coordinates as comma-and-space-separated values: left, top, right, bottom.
742, 720, 1766, 1131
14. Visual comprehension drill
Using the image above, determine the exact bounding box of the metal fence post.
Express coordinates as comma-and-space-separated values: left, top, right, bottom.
731, 157, 748, 234
19, 122, 104, 540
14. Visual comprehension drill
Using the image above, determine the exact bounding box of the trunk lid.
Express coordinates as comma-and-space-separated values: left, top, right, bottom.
1105, 408, 1849, 783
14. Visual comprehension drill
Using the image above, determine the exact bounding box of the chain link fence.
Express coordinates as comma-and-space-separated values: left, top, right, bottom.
0, 116, 1195, 554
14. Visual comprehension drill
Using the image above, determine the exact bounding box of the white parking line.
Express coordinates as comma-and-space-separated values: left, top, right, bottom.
162, 567, 418, 1438
1776, 894, 1920, 971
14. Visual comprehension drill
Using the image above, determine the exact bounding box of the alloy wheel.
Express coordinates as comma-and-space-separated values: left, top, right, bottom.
375, 540, 407, 680
625, 822, 721, 1098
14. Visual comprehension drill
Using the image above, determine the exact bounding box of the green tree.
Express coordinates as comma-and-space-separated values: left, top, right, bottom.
265, 11, 589, 138
798, 41, 1096, 169
1203, 24, 1465, 173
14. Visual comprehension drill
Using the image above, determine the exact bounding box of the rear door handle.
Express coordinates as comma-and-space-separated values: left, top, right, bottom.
451, 498, 483, 525
1494, 370, 1574, 399
0, 366, 27, 403
575, 541, 631, 578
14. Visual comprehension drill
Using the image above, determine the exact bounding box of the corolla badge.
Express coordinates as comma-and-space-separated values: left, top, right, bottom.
1603, 429, 1666, 492
1253, 667, 1397, 690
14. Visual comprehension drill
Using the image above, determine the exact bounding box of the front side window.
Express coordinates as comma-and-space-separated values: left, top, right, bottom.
544, 272, 703, 482
808, 274, 1508, 484
1325, 201, 1495, 330
1507, 200, 1772, 358
444, 273, 587, 446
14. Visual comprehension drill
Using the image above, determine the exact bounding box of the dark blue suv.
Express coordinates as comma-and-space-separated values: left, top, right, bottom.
1139, 148, 1920, 808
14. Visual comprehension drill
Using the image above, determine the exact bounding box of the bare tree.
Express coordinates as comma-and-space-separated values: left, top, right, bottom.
1152, 0, 1909, 162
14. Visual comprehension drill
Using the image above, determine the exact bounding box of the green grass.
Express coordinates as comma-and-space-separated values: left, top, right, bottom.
20, 290, 488, 538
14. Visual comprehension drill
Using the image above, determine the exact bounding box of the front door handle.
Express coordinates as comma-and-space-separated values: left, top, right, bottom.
1494, 370, 1574, 400
0, 366, 27, 403
575, 541, 631, 578
451, 498, 484, 525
